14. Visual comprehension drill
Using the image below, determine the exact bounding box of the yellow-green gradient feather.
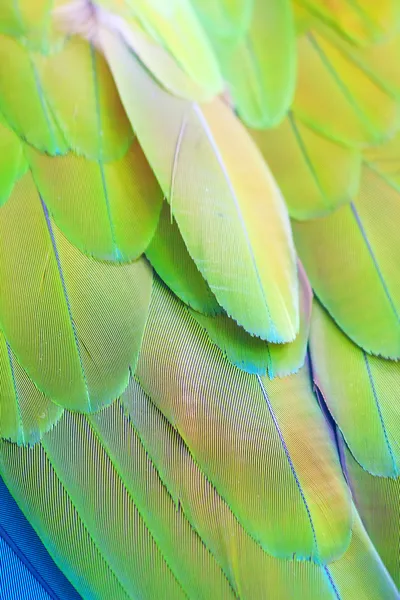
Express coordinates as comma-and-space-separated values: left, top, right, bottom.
293, 165, 400, 358
193, 0, 297, 128
145, 202, 222, 315
310, 301, 400, 477
102, 27, 299, 342
0, 172, 152, 411
0, 1, 399, 598
136, 279, 351, 564
190, 261, 312, 377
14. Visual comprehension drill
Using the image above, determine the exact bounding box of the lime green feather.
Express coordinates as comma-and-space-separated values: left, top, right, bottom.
28, 140, 163, 261
0, 34, 67, 155
190, 261, 312, 377
0, 0, 62, 52
135, 278, 351, 564
101, 28, 298, 342
35, 36, 133, 161
145, 203, 221, 315
194, 0, 296, 128
310, 301, 400, 477
191, 0, 253, 44
0, 172, 152, 411
0, 117, 27, 207
99, 14, 213, 101
296, 0, 400, 45
98, 0, 223, 96
3, 397, 394, 599
214, 0, 297, 128
89, 402, 235, 599
293, 165, 400, 358
0, 330, 63, 445
328, 511, 398, 599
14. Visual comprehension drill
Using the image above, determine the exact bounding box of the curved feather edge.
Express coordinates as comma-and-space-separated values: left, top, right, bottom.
189, 261, 312, 377
99, 25, 298, 342
293, 164, 400, 359
135, 277, 351, 563
310, 300, 400, 477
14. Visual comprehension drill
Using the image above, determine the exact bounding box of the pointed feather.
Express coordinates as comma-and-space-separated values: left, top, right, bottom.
96, 13, 212, 100
0, 172, 152, 411
28, 140, 163, 261
293, 165, 400, 358
250, 112, 361, 219
0, 406, 336, 600
101, 28, 298, 342
135, 278, 351, 563
119, 0, 223, 96
190, 261, 312, 377
310, 301, 400, 477
146, 202, 221, 315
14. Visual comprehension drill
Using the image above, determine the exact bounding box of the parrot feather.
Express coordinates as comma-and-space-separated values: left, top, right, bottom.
295, 0, 400, 45
191, 0, 253, 44
96, 0, 223, 96
310, 301, 400, 477
0, 330, 63, 445
89, 401, 236, 599
0, 476, 81, 600
0, 172, 152, 411
293, 165, 400, 358
195, 0, 297, 128
145, 202, 222, 315
135, 278, 351, 563
0, 117, 27, 207
28, 140, 163, 261
0, 34, 67, 155
190, 261, 312, 377
250, 112, 361, 219
0, 438, 132, 600
35, 36, 133, 161
100, 27, 298, 342
293, 30, 400, 147
340, 437, 400, 588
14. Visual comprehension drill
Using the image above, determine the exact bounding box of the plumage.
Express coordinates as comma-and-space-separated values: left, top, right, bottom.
194, 0, 297, 128
293, 165, 400, 358
102, 27, 298, 342
310, 300, 400, 477
0, 1, 400, 598
250, 112, 361, 219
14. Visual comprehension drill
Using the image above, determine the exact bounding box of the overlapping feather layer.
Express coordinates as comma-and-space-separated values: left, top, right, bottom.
0, 1, 399, 598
